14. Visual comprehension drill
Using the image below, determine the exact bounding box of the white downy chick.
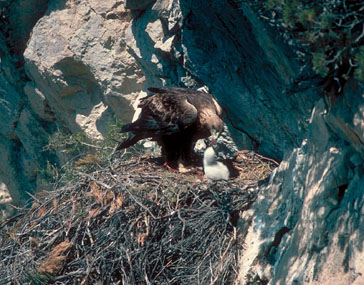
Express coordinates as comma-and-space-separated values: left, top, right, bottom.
203, 146, 229, 181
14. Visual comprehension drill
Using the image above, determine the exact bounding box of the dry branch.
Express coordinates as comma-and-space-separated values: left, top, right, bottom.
0, 151, 276, 284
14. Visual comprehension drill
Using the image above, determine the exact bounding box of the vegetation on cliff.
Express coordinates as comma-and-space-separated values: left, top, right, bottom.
251, 0, 364, 94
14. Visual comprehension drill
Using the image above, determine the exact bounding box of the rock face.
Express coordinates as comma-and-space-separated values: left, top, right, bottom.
0, 0, 51, 208
24, 0, 143, 140
238, 81, 364, 284
0, 0, 363, 283
0, 0, 143, 208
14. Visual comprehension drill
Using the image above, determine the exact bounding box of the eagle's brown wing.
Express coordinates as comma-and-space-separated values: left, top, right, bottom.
118, 87, 224, 152
126, 92, 198, 136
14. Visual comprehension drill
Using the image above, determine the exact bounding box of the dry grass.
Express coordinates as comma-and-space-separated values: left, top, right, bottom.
0, 149, 277, 285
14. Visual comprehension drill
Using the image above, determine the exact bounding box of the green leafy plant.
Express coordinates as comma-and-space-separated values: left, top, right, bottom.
312, 52, 329, 77
354, 46, 364, 81
251, 0, 364, 93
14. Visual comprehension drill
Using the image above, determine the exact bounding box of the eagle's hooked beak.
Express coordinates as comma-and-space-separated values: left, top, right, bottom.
210, 129, 222, 145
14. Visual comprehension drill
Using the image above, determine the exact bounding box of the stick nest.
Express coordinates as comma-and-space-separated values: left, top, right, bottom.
0, 150, 276, 284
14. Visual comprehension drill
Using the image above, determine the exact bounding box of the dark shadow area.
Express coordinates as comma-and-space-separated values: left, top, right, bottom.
337, 183, 348, 205
177, 0, 318, 159
266, 226, 291, 264
0, 0, 50, 75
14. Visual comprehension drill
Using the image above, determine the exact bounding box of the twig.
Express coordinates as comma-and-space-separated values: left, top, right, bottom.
211, 233, 235, 285
123, 186, 157, 219
253, 152, 279, 166
76, 171, 112, 189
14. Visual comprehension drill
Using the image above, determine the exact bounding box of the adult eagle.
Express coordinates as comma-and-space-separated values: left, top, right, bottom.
117, 87, 224, 171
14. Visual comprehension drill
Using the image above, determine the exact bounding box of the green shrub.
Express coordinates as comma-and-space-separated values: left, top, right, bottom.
252, 0, 364, 92
354, 46, 364, 81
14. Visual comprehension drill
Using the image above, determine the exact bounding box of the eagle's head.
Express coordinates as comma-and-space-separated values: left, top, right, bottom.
209, 124, 224, 144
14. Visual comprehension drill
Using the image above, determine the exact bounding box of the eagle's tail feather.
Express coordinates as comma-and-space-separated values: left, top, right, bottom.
116, 133, 140, 150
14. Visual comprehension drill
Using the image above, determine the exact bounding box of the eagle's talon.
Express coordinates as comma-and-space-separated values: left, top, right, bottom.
163, 162, 178, 173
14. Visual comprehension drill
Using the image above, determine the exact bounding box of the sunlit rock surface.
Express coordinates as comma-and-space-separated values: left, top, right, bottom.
238, 81, 364, 284
24, 0, 143, 140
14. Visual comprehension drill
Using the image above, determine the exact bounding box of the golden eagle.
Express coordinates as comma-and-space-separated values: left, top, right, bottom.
117, 87, 224, 170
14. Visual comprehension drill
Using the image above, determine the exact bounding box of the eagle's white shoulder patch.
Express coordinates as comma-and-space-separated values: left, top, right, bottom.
132, 91, 148, 122
211, 98, 223, 115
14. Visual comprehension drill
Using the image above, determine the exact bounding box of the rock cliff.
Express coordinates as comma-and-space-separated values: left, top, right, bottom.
238, 81, 364, 284
0, 0, 363, 283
